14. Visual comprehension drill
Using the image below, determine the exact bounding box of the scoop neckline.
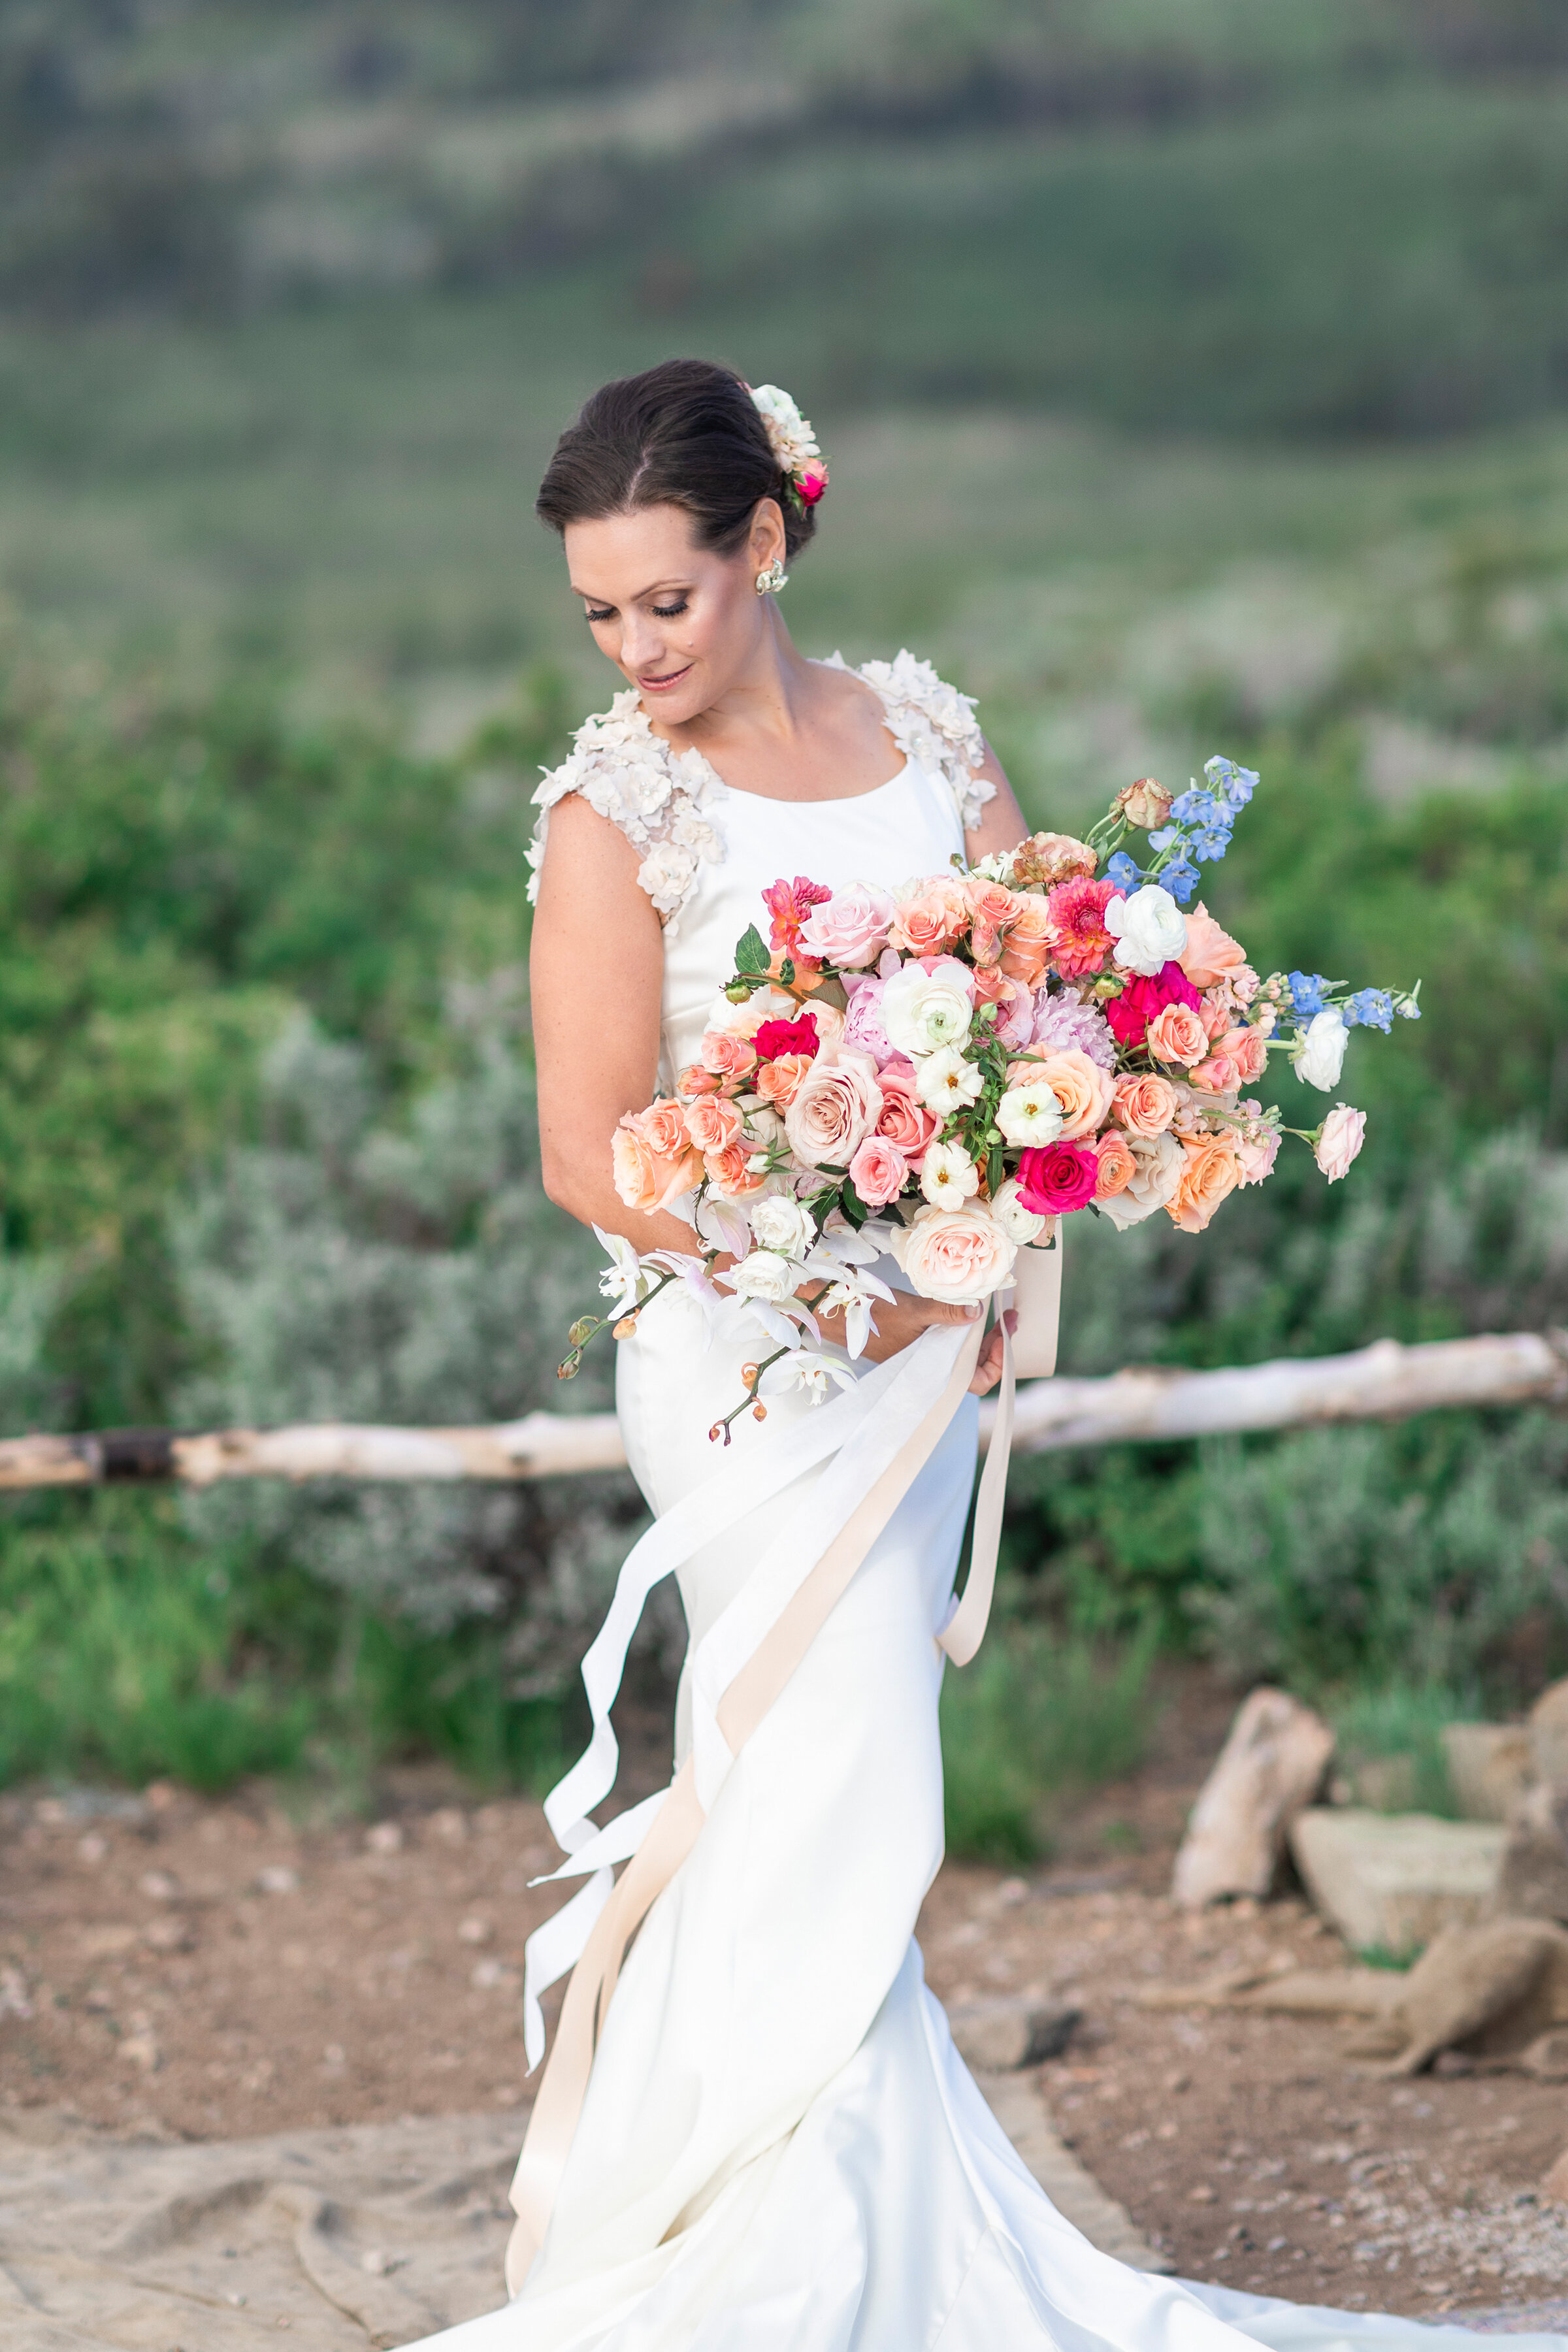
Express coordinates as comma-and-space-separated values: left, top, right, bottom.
713, 756, 917, 810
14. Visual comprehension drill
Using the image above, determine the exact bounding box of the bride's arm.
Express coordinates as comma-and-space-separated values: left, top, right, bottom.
531, 794, 710, 1257
966, 740, 1030, 864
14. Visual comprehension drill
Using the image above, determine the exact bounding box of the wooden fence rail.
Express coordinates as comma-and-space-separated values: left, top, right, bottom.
0, 1331, 1561, 1492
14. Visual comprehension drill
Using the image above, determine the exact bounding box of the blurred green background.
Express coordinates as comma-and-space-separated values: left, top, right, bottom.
1, 0, 1566, 1844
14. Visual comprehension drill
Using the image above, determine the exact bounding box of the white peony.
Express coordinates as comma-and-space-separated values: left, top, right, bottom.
1294, 1006, 1348, 1091
996, 1079, 1065, 1148
1096, 1130, 1186, 1230
749, 1193, 815, 1258
914, 1045, 984, 1113
990, 1177, 1048, 1245
1104, 883, 1188, 976
920, 1139, 981, 1208
725, 1249, 802, 1304
881, 964, 973, 1056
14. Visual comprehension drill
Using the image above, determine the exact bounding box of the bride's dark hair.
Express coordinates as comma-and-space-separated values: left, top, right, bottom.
536, 358, 819, 562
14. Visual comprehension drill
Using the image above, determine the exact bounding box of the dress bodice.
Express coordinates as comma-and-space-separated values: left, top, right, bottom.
527, 649, 991, 1086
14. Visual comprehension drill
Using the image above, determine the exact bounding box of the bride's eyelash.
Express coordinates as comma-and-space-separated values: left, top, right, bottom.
652, 599, 689, 618
585, 608, 613, 625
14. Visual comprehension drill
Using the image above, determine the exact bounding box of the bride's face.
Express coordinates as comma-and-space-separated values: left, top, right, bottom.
563, 499, 785, 725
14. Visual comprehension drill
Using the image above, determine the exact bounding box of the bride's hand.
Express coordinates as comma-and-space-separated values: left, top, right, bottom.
808, 1296, 1017, 1396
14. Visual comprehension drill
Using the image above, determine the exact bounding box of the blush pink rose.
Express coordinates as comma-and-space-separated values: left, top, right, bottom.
848, 1133, 909, 1209
896, 1203, 1017, 1303
676, 1062, 724, 1098
1178, 903, 1249, 992
798, 884, 897, 969
1315, 1103, 1366, 1181
783, 1049, 883, 1170
1199, 990, 1233, 1041
683, 1094, 744, 1154
1146, 1003, 1210, 1067
874, 1064, 938, 1164
1017, 1140, 1100, 1215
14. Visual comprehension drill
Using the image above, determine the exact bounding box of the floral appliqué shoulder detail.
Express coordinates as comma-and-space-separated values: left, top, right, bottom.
825, 648, 994, 834
525, 690, 724, 936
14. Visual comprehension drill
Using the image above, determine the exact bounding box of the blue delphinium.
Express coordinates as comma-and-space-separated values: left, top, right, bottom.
1287, 972, 1330, 1017
1345, 988, 1394, 1033
1205, 755, 1259, 809
1158, 847, 1201, 903
1105, 850, 1142, 892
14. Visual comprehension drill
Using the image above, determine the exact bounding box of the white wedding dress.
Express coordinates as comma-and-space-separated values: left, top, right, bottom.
407, 657, 1561, 2352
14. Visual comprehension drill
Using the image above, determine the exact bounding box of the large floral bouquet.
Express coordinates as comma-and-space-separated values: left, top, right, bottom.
561, 759, 1418, 1439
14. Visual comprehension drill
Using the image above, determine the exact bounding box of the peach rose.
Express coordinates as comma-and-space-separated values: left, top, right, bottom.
1111, 1072, 1178, 1137
1178, 902, 1248, 992
874, 1066, 938, 1163
1094, 1130, 1137, 1198
964, 876, 1026, 967
1146, 1003, 1209, 1067
894, 1202, 1017, 1303
1189, 1052, 1240, 1096
705, 1140, 766, 1198
806, 1000, 845, 1053
1218, 1024, 1269, 1083
1168, 1134, 1243, 1233
755, 1052, 813, 1109
683, 1094, 744, 1154
998, 894, 1054, 985
848, 1133, 908, 1209
612, 1111, 703, 1213
642, 1098, 691, 1158
676, 1062, 724, 1098
971, 963, 1011, 1004
1030, 1047, 1116, 1139
698, 1030, 757, 1084
889, 880, 970, 956
783, 1049, 883, 1170
1199, 990, 1233, 1041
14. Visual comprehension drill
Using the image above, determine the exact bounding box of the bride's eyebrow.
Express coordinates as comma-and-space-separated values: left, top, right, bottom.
571, 579, 693, 606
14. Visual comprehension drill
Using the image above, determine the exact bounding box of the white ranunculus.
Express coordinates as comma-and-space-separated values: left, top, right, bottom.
990, 1177, 1047, 1244
881, 964, 973, 1056
919, 1139, 981, 1209
1295, 1006, 1348, 1091
1104, 883, 1188, 976
914, 1045, 984, 1113
1096, 1130, 1186, 1231
725, 1249, 802, 1304
749, 1193, 815, 1258
996, 1079, 1065, 1148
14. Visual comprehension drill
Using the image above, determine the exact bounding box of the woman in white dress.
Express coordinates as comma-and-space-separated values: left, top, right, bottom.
408, 363, 1561, 2352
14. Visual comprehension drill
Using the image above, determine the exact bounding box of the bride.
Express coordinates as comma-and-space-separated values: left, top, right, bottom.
408, 363, 1559, 2351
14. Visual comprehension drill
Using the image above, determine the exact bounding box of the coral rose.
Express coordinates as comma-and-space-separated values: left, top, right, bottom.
1030, 1047, 1115, 1139
1111, 1072, 1179, 1137
874, 1066, 938, 1163
998, 894, 1054, 985
1178, 902, 1248, 992
848, 1134, 908, 1209
889, 880, 970, 956
755, 1053, 813, 1109
964, 876, 1026, 967
683, 1095, 744, 1154
1146, 1003, 1209, 1067
642, 1099, 691, 1159
894, 1202, 1017, 1303
798, 884, 896, 970
1094, 1131, 1137, 1199
783, 1050, 883, 1170
1168, 1135, 1243, 1233
1016, 1140, 1100, 1216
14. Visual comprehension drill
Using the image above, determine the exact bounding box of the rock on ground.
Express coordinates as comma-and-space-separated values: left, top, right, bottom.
1288, 1809, 1507, 1955
1172, 1688, 1335, 1910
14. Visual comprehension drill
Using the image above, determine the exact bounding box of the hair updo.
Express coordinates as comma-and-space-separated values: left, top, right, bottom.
535, 358, 819, 563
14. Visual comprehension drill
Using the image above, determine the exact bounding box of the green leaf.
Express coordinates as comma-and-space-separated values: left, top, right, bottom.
735, 924, 770, 976
840, 1181, 868, 1229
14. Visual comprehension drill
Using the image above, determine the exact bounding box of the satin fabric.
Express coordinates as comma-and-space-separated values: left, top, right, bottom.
403, 706, 1563, 2349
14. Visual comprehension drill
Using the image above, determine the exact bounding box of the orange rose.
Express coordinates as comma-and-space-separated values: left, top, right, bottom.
1146, 1004, 1209, 1067
1111, 1072, 1178, 1137
1030, 1047, 1115, 1139
998, 894, 1054, 985
705, 1141, 766, 1198
755, 1052, 813, 1109
1168, 1134, 1243, 1233
1094, 1130, 1137, 1198
683, 1095, 744, 1154
1178, 902, 1248, 992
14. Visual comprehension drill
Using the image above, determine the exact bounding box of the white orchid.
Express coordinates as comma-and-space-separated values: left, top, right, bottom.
761, 1348, 859, 1405
593, 1227, 648, 1313
813, 1264, 896, 1358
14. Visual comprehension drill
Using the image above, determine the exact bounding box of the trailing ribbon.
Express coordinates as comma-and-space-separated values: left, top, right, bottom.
506, 1302, 1024, 2293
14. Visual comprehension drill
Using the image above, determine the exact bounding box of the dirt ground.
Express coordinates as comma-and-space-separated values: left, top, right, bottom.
3, 1673, 1565, 2322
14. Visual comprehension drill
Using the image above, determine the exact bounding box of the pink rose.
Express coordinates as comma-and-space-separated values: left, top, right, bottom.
1178, 902, 1248, 992
1199, 990, 1233, 1041
1190, 1052, 1240, 1096
1146, 1003, 1209, 1067
1016, 1140, 1100, 1215
895, 1203, 1017, 1303
797, 462, 829, 506
848, 1133, 909, 1209
874, 1062, 938, 1164
1218, 1024, 1269, 1084
755, 1052, 813, 1109
1315, 1103, 1366, 1181
783, 1049, 883, 1170
798, 883, 897, 970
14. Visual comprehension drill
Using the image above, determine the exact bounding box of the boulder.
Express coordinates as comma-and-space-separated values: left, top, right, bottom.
1442, 1723, 1534, 1823
1287, 1808, 1507, 1955
1494, 1782, 1568, 1924
947, 1996, 1080, 2072
1171, 1687, 1335, 1909
1530, 1677, 1568, 1795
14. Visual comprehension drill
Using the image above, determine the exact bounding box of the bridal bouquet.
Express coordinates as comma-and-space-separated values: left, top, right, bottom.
560, 758, 1418, 1437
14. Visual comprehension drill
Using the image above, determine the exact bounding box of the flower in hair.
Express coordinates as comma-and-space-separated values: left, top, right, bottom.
750, 383, 828, 511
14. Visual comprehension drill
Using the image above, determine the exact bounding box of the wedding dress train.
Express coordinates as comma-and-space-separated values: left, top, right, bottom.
405, 659, 1563, 2351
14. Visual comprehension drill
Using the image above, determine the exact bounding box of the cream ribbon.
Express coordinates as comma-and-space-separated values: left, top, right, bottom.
506, 1301, 1022, 2293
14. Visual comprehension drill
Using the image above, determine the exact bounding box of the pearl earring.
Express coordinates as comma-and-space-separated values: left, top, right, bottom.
755, 557, 788, 596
